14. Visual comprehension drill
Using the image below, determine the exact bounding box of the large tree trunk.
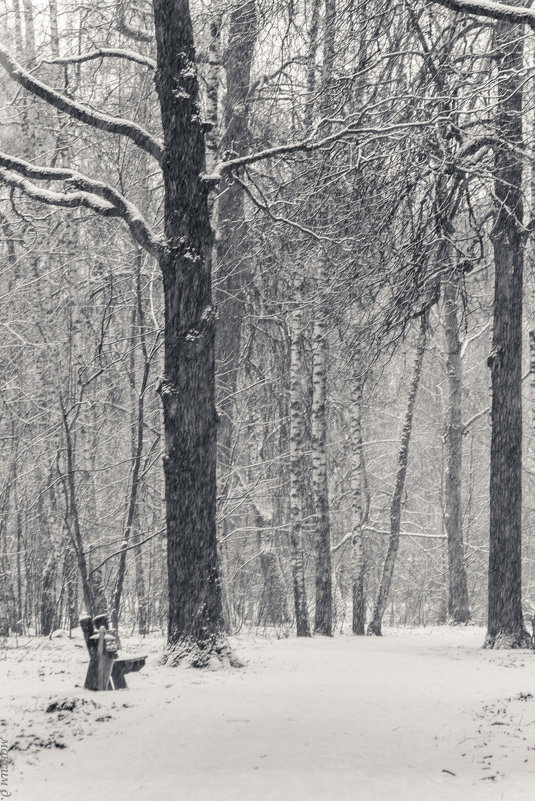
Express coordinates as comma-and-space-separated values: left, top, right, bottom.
485, 15, 530, 649
442, 274, 471, 624
367, 320, 426, 636
215, 1, 256, 467
152, 0, 230, 666
207, 1, 256, 632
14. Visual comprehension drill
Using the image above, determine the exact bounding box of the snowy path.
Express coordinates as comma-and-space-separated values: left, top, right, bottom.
5, 627, 535, 800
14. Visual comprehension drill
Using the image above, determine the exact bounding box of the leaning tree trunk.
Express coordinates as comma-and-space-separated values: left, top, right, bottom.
153, 0, 229, 666
367, 320, 426, 636
60, 398, 95, 617
485, 14, 530, 649
442, 273, 471, 624
111, 261, 151, 632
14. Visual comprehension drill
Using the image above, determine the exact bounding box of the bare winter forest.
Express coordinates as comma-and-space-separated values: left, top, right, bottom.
3, 0, 535, 798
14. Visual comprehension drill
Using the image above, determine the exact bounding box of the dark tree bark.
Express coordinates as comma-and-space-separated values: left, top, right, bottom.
485, 14, 530, 649
443, 274, 471, 624
152, 0, 229, 665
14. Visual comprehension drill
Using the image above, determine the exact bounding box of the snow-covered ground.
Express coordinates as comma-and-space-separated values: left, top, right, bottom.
2, 626, 535, 800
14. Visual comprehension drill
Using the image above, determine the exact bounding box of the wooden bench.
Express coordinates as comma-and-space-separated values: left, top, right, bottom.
80, 614, 146, 691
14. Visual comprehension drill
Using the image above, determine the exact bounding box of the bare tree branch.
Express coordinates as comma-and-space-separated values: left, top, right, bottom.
0, 152, 162, 256
43, 48, 156, 70
0, 44, 163, 162
88, 529, 165, 575
207, 116, 450, 182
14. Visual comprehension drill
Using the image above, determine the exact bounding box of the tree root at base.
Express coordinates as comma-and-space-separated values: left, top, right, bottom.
483, 629, 532, 650
161, 635, 244, 668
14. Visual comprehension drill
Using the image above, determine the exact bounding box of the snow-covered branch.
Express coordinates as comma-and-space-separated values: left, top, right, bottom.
428, 0, 535, 27
44, 48, 156, 70
0, 44, 163, 162
0, 166, 117, 216
0, 152, 162, 257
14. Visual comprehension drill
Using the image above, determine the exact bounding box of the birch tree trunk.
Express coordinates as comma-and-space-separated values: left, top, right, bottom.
288, 282, 311, 637
367, 320, 426, 636
310, 0, 336, 637
442, 273, 471, 623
